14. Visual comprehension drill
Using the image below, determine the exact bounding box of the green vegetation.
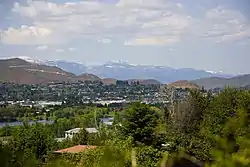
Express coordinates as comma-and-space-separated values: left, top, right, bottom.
1, 88, 250, 166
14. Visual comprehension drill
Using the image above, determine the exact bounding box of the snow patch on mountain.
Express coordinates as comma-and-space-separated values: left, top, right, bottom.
206, 70, 223, 74
1, 56, 44, 64
18, 56, 44, 64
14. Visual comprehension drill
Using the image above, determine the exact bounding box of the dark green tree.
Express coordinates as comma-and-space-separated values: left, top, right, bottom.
120, 103, 159, 146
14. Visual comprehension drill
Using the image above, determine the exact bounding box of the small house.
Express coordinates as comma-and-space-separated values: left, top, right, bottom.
65, 127, 98, 139
65, 128, 82, 139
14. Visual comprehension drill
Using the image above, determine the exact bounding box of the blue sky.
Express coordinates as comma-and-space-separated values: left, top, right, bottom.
0, 0, 250, 74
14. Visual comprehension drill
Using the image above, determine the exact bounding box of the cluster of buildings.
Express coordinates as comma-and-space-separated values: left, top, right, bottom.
0, 81, 168, 106
2, 100, 63, 108
0, 81, 222, 108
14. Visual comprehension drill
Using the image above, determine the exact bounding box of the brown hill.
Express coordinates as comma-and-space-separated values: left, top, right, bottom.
193, 74, 250, 89
168, 80, 200, 89
102, 78, 117, 85
0, 58, 100, 84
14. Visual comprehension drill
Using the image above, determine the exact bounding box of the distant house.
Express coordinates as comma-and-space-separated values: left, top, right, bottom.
54, 145, 97, 154
65, 128, 82, 139
65, 127, 98, 139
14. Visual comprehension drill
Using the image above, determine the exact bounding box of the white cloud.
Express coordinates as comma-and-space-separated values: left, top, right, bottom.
168, 48, 174, 52
176, 3, 183, 9
55, 49, 64, 52
200, 7, 250, 42
4, 1, 249, 46
37, 45, 48, 50
8, 0, 190, 45
124, 37, 179, 46
68, 47, 76, 51
1, 25, 53, 45
98, 38, 112, 44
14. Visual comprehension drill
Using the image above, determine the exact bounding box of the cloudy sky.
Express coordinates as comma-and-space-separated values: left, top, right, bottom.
0, 0, 250, 74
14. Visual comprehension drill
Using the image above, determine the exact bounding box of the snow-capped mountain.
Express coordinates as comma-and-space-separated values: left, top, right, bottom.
205, 70, 233, 78
2, 56, 44, 64
43, 60, 233, 83
44, 60, 87, 75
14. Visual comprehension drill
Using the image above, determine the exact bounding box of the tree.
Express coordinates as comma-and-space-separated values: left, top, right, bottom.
120, 103, 159, 146
136, 146, 164, 167
206, 136, 250, 167
0, 124, 13, 137
8, 123, 57, 164
72, 129, 88, 145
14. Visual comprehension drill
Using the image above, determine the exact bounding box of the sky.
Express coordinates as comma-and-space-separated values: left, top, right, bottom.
0, 0, 250, 74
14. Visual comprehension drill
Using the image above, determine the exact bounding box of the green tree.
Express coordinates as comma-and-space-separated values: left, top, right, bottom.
136, 146, 164, 167
120, 103, 159, 146
8, 123, 57, 165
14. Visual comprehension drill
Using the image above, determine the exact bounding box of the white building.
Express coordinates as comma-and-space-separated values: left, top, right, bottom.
65, 127, 98, 139
65, 128, 82, 139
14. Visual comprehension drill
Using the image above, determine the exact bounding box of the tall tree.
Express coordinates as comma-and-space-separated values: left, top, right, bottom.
120, 103, 159, 146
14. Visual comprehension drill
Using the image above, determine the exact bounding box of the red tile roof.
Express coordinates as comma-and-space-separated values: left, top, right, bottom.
54, 145, 97, 154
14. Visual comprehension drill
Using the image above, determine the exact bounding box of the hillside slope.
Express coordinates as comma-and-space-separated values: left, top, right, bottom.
0, 58, 99, 84
168, 80, 200, 89
193, 74, 250, 89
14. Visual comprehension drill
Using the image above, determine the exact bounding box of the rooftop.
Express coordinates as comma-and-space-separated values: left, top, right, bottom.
65, 128, 99, 134
54, 145, 97, 154
65, 128, 82, 133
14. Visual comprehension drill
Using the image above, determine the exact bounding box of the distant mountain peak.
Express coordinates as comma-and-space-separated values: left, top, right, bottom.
40, 59, 235, 83
206, 70, 223, 74
1, 56, 44, 64
17, 56, 44, 64
51, 59, 85, 65
109, 60, 129, 64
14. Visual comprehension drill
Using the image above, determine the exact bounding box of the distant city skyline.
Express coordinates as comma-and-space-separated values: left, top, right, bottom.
1, 0, 250, 74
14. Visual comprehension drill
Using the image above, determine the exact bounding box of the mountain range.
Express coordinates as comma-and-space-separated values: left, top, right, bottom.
43, 60, 233, 83
0, 58, 160, 85
0, 57, 249, 89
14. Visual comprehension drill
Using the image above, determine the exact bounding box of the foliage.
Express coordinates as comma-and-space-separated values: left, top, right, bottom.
206, 137, 250, 167
120, 103, 159, 146
72, 129, 88, 145
136, 146, 164, 167
8, 123, 57, 165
